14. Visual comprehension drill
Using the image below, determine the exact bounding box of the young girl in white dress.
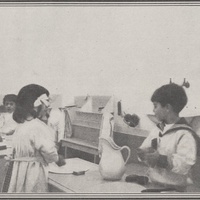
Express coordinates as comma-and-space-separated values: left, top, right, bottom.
6, 84, 60, 193
0, 94, 18, 136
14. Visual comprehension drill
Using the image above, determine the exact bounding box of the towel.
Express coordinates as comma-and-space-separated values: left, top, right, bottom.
80, 96, 93, 112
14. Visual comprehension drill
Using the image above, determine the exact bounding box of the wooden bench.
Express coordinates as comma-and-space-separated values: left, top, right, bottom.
61, 109, 150, 164
62, 138, 99, 163
61, 111, 102, 164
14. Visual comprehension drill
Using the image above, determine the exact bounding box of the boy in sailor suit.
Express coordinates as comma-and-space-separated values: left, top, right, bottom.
138, 83, 197, 192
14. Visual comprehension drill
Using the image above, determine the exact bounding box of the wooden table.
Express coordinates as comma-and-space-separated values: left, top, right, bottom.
48, 158, 147, 193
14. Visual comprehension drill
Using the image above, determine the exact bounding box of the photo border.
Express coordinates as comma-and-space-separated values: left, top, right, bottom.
0, 1, 200, 199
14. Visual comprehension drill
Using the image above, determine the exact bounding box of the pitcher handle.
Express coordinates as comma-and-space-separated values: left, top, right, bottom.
120, 146, 131, 165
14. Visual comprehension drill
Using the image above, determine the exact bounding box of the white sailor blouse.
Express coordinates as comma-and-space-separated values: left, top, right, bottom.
139, 118, 197, 187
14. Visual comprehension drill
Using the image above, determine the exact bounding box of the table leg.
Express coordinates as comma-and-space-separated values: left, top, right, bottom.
64, 146, 68, 158
94, 155, 97, 164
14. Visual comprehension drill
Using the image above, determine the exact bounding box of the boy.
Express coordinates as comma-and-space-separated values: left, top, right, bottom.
138, 83, 197, 191
0, 94, 18, 135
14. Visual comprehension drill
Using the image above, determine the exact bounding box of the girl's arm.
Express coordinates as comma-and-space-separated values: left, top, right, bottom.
34, 129, 59, 164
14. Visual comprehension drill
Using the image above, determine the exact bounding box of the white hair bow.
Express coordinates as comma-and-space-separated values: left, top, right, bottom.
34, 94, 50, 107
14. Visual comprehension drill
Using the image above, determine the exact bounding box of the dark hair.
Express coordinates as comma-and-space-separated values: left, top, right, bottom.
3, 94, 17, 105
13, 84, 49, 123
151, 83, 187, 113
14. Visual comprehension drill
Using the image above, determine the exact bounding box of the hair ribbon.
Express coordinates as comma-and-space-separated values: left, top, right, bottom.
34, 94, 50, 107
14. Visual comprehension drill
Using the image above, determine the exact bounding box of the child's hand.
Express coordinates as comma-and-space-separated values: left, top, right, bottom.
144, 151, 160, 167
137, 147, 155, 161
56, 154, 66, 167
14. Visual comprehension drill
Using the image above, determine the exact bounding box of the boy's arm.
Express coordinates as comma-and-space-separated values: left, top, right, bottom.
168, 131, 197, 175
144, 131, 197, 171
138, 129, 159, 165
140, 131, 197, 171
138, 128, 172, 168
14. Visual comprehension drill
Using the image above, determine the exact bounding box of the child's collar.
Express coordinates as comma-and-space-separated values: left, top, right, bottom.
157, 117, 189, 130
158, 117, 193, 137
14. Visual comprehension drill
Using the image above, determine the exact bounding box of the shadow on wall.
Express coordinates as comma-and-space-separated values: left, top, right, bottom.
113, 132, 146, 164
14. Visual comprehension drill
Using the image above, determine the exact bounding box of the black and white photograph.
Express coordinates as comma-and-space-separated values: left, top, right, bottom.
0, 0, 199, 198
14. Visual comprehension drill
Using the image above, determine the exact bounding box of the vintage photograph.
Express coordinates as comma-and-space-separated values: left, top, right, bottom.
0, 1, 199, 198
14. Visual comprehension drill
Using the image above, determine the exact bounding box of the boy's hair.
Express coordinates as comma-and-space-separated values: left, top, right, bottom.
151, 83, 187, 113
3, 94, 17, 105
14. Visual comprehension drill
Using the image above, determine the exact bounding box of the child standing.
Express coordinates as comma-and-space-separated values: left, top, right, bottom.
6, 84, 59, 193
0, 94, 18, 136
138, 83, 197, 191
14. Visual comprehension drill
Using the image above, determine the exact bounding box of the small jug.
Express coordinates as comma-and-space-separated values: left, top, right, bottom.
99, 137, 131, 181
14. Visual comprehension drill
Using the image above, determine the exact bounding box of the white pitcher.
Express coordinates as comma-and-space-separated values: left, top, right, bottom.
99, 137, 130, 181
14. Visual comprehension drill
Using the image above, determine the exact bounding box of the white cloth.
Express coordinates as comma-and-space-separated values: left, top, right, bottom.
98, 112, 115, 157
0, 113, 18, 135
99, 112, 114, 139
140, 126, 197, 187
47, 108, 65, 144
34, 94, 50, 107
8, 118, 58, 193
80, 96, 93, 112
102, 96, 114, 114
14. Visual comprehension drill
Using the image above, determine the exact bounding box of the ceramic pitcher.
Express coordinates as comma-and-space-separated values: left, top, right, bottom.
99, 137, 131, 181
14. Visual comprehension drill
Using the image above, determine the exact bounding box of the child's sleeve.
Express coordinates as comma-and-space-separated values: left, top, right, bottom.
34, 128, 59, 164
169, 131, 197, 175
0, 114, 17, 135
0, 122, 17, 135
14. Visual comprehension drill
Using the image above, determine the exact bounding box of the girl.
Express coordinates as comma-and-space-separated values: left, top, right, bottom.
6, 84, 59, 193
0, 94, 18, 135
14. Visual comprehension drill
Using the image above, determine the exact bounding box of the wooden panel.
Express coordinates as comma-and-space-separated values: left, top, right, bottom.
62, 138, 98, 155
72, 125, 100, 143
114, 123, 149, 137
75, 111, 102, 122
63, 108, 149, 165
73, 119, 101, 129
113, 132, 146, 164
66, 107, 79, 123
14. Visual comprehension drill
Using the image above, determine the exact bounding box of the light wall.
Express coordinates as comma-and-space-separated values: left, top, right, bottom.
0, 6, 200, 129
